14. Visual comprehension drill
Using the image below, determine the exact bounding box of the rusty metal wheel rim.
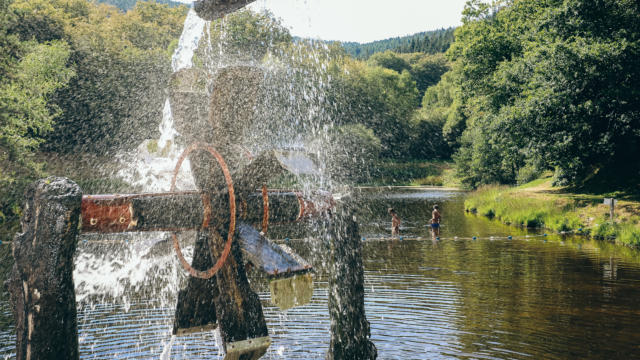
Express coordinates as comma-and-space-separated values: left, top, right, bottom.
261, 184, 269, 235
170, 142, 236, 279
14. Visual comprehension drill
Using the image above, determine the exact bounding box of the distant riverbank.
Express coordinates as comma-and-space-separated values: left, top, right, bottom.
464, 178, 640, 247
364, 161, 457, 187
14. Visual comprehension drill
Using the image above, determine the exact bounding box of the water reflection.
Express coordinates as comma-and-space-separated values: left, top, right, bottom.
2, 188, 640, 358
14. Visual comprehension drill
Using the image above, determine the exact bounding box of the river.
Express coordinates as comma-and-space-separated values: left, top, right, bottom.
1, 188, 640, 359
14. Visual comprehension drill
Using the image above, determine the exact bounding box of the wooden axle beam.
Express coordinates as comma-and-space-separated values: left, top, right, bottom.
80, 190, 334, 234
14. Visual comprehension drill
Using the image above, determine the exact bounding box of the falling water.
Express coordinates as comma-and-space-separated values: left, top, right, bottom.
117, 8, 207, 193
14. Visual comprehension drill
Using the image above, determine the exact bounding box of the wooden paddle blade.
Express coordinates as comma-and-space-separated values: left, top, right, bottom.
173, 231, 219, 335
237, 223, 312, 278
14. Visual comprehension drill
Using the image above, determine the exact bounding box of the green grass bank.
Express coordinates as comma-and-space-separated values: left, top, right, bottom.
465, 178, 640, 247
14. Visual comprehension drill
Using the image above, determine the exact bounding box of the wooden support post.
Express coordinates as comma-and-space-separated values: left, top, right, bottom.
326, 207, 377, 360
173, 231, 220, 335
173, 226, 270, 359
604, 198, 617, 223
6, 177, 81, 360
211, 226, 270, 360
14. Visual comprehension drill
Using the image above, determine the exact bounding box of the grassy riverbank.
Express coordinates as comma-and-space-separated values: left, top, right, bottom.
465, 178, 640, 247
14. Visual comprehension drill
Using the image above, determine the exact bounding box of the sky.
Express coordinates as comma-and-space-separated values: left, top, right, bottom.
177, 0, 467, 43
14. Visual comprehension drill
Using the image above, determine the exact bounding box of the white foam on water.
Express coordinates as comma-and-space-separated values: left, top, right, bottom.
74, 235, 194, 303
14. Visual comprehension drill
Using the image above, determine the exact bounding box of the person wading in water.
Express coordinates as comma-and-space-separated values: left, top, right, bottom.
431, 204, 441, 238
388, 208, 401, 237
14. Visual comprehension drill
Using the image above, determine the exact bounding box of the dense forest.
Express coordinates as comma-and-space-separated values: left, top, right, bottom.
341, 28, 455, 59
94, 0, 183, 11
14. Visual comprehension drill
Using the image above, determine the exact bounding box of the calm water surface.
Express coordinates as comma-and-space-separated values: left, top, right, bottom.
2, 188, 640, 359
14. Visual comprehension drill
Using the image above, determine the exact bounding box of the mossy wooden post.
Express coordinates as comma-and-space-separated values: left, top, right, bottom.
6, 177, 81, 360
326, 206, 377, 360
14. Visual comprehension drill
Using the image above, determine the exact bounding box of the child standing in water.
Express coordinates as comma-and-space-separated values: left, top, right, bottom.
388, 208, 401, 237
431, 204, 441, 237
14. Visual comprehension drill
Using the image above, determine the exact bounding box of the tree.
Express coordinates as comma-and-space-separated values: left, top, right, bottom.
7, 0, 188, 154
0, 15, 74, 233
447, 0, 640, 189
406, 53, 450, 98
203, 9, 292, 64
322, 124, 382, 184
341, 28, 456, 59
1, 0, 187, 239
368, 51, 410, 73
333, 58, 420, 158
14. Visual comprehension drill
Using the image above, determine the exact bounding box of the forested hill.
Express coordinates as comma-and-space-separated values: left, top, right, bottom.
93, 0, 184, 11
342, 28, 455, 59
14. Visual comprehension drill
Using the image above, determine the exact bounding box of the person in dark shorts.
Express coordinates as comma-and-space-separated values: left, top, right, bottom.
431, 204, 441, 237
388, 208, 400, 237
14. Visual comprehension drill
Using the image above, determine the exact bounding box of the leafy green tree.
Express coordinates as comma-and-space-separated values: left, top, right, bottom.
369, 51, 450, 101
333, 59, 420, 158
0, 0, 20, 78
448, 0, 640, 189
421, 71, 465, 149
0, 33, 73, 234
408, 69, 463, 160
368, 50, 410, 73
204, 9, 292, 63
405, 53, 450, 98
1, 0, 186, 239
322, 124, 382, 183
8, 0, 188, 154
